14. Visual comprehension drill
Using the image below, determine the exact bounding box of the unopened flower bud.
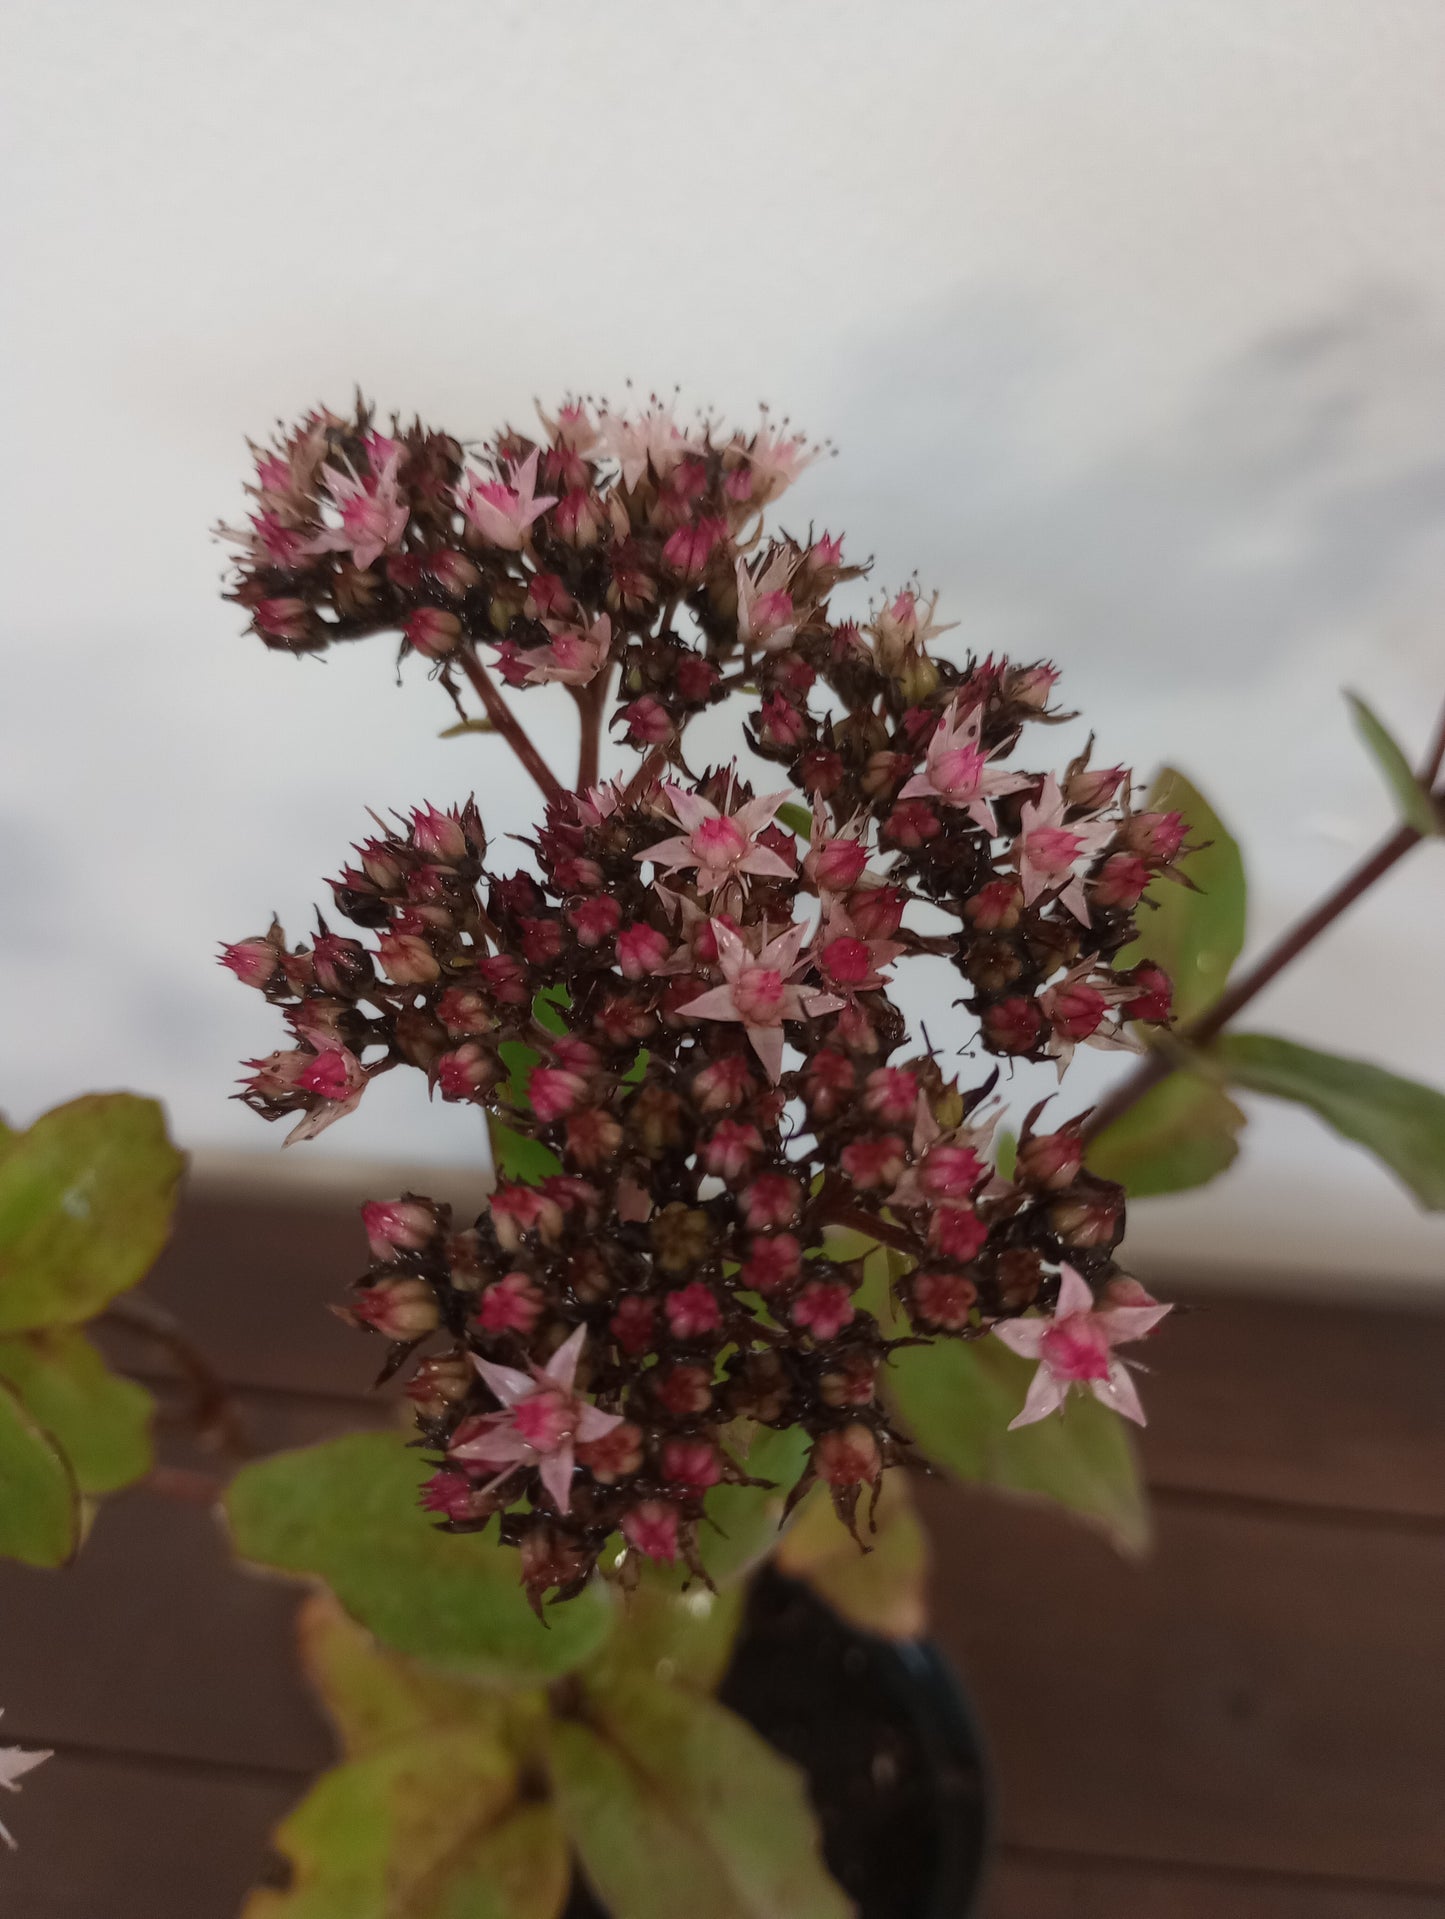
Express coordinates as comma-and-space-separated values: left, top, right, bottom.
965, 880, 1023, 931
662, 1436, 723, 1490
1121, 811, 1187, 861
1016, 1131, 1083, 1190
436, 1043, 496, 1102
476, 1270, 544, 1335
616, 922, 671, 980
651, 1204, 712, 1273
791, 1279, 856, 1341
1048, 1191, 1122, 1250
405, 1352, 473, 1419
911, 1270, 978, 1330
361, 1196, 440, 1259
220, 937, 283, 991
814, 1424, 881, 1487
312, 934, 375, 997
577, 1421, 645, 1483
623, 1500, 680, 1562
405, 607, 462, 659
425, 549, 481, 596
981, 996, 1042, 1055
377, 932, 441, 985
664, 1280, 722, 1340
350, 1277, 439, 1340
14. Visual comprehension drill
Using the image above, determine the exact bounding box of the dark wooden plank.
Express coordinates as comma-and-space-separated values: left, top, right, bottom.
0, 1750, 295, 1919
987, 1851, 1445, 1918
922, 1480, 1445, 1888
126, 1194, 1445, 1519
0, 1393, 389, 1771
1138, 1293, 1445, 1521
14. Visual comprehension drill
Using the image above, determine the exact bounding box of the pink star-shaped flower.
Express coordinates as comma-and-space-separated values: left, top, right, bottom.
306, 448, 409, 571
681, 919, 843, 1081
518, 613, 613, 686
728, 421, 820, 507
0, 1712, 50, 1851
457, 448, 559, 551
813, 903, 905, 995
1039, 962, 1138, 1077
899, 698, 1032, 833
596, 403, 689, 491
640, 784, 795, 897
735, 550, 799, 652
1013, 775, 1115, 923
450, 1324, 623, 1515
991, 1265, 1171, 1428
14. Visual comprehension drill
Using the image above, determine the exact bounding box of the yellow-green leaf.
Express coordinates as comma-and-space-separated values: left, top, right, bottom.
776, 1474, 929, 1640
0, 1378, 79, 1566
586, 1580, 744, 1697
226, 1433, 614, 1685
1086, 1069, 1246, 1196
295, 1590, 515, 1759
550, 1676, 852, 1919
0, 1329, 153, 1494
1216, 1031, 1445, 1210
1115, 768, 1246, 1021
882, 1335, 1149, 1554
1346, 693, 1441, 837
0, 1095, 184, 1332
242, 1736, 567, 1919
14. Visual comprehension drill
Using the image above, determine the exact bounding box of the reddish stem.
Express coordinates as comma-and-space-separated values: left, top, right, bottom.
458, 647, 565, 805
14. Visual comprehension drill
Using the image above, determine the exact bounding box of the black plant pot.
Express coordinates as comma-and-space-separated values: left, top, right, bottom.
567, 1569, 992, 1918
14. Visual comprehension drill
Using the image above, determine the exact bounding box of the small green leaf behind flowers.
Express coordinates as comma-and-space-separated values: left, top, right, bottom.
0, 1095, 180, 1561
1115, 767, 1247, 1023
1086, 1071, 1246, 1198
1346, 693, 1441, 838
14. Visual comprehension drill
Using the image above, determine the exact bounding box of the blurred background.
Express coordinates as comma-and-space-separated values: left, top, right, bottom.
6, 1, 1445, 1290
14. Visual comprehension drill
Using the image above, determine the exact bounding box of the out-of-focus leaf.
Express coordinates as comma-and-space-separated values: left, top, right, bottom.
1346, 693, 1441, 837
0, 1378, 79, 1566
241, 1737, 567, 1919
1086, 1069, 1246, 1196
227, 1434, 614, 1684
694, 1424, 812, 1588
487, 1115, 562, 1187
882, 1336, 1149, 1554
0, 1329, 152, 1494
587, 1580, 744, 1697
550, 1674, 852, 1919
1216, 1032, 1445, 1210
1115, 767, 1246, 1021
295, 1590, 513, 1759
438, 717, 496, 738
776, 1474, 928, 1640
0, 1095, 184, 1332
776, 802, 814, 840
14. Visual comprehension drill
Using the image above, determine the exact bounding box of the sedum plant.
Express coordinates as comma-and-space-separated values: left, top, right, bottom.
219, 395, 1189, 1614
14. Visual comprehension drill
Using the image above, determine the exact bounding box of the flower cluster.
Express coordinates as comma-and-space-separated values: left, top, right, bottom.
222, 396, 1181, 1609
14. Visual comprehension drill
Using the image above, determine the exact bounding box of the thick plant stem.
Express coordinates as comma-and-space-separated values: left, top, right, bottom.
458, 647, 565, 805
1083, 723, 1445, 1143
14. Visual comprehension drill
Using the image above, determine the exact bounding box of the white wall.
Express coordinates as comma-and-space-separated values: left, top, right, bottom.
4, 1, 1444, 1285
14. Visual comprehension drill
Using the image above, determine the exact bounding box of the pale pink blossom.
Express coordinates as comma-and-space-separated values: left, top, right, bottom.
596, 403, 688, 491
518, 613, 613, 687
306, 448, 409, 571
1014, 776, 1116, 923
1039, 963, 1138, 1076
537, 398, 600, 454
872, 588, 957, 659
681, 920, 842, 1081
728, 420, 820, 506
735, 550, 799, 652
0, 1713, 50, 1851
451, 1324, 623, 1515
457, 448, 558, 550
899, 698, 1032, 833
992, 1264, 1171, 1428
641, 783, 795, 896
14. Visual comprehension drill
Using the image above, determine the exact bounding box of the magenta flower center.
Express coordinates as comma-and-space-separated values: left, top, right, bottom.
932, 745, 987, 798
1024, 824, 1085, 876
1040, 1314, 1111, 1381
512, 1388, 575, 1453
690, 815, 748, 867
731, 966, 786, 1022
820, 936, 872, 986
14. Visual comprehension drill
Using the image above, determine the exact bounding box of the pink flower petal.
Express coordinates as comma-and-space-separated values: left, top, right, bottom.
1093, 1361, 1147, 1425
1008, 1365, 1068, 1428
472, 1354, 534, 1407
539, 1444, 577, 1514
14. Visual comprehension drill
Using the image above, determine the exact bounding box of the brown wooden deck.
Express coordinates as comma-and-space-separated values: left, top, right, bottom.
2, 1193, 1442, 1917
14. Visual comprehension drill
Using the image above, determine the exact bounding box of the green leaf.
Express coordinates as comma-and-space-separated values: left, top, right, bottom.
1346, 693, 1441, 837
487, 1116, 562, 1187
295, 1589, 515, 1759
226, 1433, 614, 1684
1115, 767, 1246, 1021
1215, 1032, 1445, 1210
882, 1336, 1149, 1554
776, 1474, 929, 1640
0, 1378, 79, 1566
587, 1581, 744, 1698
550, 1676, 852, 1919
0, 1329, 153, 1494
533, 986, 571, 1038
776, 802, 813, 841
0, 1094, 184, 1332
242, 1738, 568, 1919
1086, 1069, 1246, 1196
438, 717, 497, 738
695, 1424, 812, 1588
